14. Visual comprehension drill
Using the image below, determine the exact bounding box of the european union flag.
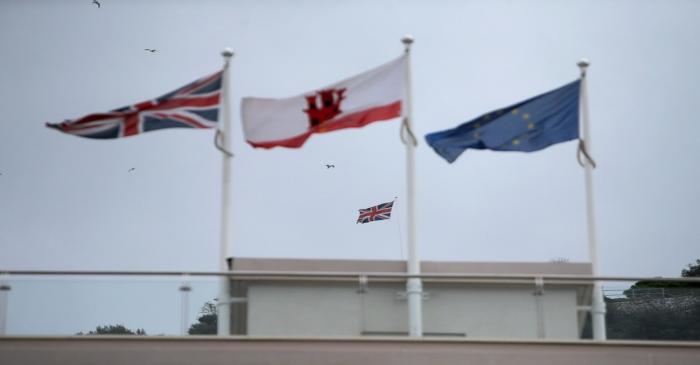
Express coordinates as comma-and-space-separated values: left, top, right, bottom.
425, 80, 580, 163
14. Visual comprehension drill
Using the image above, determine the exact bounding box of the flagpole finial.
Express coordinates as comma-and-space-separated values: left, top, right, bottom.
402, 35, 414, 48
221, 47, 234, 58
577, 58, 590, 76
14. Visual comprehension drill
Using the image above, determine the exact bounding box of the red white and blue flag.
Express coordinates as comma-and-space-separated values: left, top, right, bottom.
46, 70, 223, 139
357, 201, 394, 224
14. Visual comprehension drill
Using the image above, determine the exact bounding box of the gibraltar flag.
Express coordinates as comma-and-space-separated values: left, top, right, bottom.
241, 56, 406, 148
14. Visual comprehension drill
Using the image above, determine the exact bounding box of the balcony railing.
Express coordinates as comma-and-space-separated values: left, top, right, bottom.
0, 270, 698, 341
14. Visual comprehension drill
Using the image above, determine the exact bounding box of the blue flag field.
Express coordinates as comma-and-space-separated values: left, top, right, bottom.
425, 80, 581, 163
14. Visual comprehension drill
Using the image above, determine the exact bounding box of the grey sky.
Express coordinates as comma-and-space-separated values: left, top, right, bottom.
1, 0, 699, 334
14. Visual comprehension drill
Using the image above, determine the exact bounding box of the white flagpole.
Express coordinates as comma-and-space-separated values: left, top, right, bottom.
402, 35, 423, 338
217, 47, 234, 336
578, 59, 606, 340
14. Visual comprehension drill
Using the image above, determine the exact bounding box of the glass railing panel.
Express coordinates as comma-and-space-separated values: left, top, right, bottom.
604, 285, 700, 341
238, 279, 368, 337
421, 280, 573, 339
0, 275, 217, 336
0, 273, 698, 342
358, 282, 408, 336
180, 276, 219, 336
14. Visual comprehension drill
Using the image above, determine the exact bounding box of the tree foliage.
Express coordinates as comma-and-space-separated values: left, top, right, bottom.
188, 301, 217, 335
77, 324, 146, 335
681, 259, 700, 278
626, 259, 700, 294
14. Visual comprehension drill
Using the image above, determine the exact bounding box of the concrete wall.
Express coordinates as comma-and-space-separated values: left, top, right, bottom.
4, 337, 700, 365
246, 282, 582, 339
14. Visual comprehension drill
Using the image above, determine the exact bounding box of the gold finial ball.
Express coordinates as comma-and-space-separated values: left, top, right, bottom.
577, 58, 590, 69
401, 35, 414, 45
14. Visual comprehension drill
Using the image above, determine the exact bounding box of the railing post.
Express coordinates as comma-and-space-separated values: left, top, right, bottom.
357, 275, 369, 336
0, 274, 10, 336
533, 276, 546, 339
179, 274, 192, 336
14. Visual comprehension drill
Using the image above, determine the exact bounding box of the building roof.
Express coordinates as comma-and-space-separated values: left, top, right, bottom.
229, 257, 593, 276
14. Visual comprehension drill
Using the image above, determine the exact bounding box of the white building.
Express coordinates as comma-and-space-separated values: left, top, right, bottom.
227, 258, 593, 339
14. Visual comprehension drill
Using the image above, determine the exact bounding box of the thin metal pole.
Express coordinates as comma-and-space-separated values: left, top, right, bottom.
0, 275, 9, 335
3, 270, 699, 283
217, 48, 234, 336
179, 275, 191, 336
402, 35, 423, 338
533, 276, 546, 339
578, 59, 606, 340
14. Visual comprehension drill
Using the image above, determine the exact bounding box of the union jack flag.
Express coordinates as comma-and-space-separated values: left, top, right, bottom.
356, 201, 394, 224
46, 70, 223, 139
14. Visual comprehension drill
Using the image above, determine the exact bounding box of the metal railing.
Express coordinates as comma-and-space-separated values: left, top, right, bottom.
0, 270, 698, 341
3, 270, 700, 282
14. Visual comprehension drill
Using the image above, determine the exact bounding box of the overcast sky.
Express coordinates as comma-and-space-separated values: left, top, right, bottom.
1, 0, 699, 334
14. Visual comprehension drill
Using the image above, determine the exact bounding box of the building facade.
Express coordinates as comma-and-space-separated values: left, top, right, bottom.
228, 258, 593, 339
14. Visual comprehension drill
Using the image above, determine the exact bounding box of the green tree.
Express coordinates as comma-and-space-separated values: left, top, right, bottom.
625, 259, 700, 297
188, 301, 217, 335
77, 324, 146, 335
681, 259, 700, 278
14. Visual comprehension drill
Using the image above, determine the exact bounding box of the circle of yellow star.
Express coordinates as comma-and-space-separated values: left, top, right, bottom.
527, 123, 535, 129
511, 108, 519, 115
474, 123, 481, 128
512, 139, 520, 145
523, 113, 530, 120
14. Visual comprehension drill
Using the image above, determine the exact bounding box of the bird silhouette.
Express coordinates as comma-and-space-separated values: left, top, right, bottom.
144, 48, 157, 53
325, 164, 335, 169
92, 0, 101, 8
128, 168, 135, 172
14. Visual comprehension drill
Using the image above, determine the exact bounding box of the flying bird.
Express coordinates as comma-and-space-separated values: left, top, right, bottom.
92, 0, 101, 8
325, 164, 335, 169
144, 48, 157, 53
128, 168, 135, 172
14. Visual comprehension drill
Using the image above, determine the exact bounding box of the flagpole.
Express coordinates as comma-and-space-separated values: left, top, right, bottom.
578, 59, 606, 340
402, 35, 423, 338
217, 47, 234, 336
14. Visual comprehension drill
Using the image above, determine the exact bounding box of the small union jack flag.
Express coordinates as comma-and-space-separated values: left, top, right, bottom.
356, 201, 394, 224
46, 70, 223, 139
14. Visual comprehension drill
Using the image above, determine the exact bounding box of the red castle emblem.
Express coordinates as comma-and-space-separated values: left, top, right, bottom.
303, 88, 346, 128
